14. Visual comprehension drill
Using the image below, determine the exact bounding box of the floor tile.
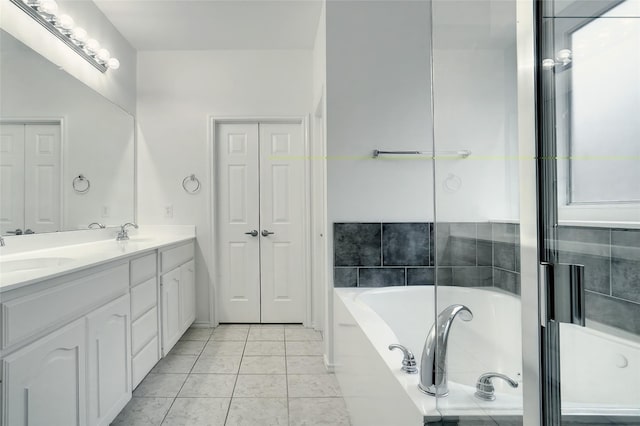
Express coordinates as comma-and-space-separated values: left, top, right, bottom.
286, 341, 323, 356
233, 374, 287, 398
216, 324, 250, 330
286, 356, 328, 375
191, 356, 241, 374
287, 375, 342, 397
225, 398, 287, 426
211, 327, 249, 341
178, 374, 237, 398
111, 397, 173, 426
284, 324, 305, 329
201, 340, 245, 357
239, 356, 286, 374
161, 397, 230, 426
249, 324, 284, 329
289, 397, 351, 426
169, 340, 206, 356
285, 328, 322, 341
247, 327, 285, 341
151, 355, 197, 374
179, 327, 213, 341
133, 374, 187, 398
244, 341, 285, 356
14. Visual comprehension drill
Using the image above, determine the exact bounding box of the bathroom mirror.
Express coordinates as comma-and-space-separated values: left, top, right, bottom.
554, 0, 640, 222
0, 29, 135, 235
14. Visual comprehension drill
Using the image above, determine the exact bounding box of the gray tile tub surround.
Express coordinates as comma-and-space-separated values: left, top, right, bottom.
334, 223, 382, 267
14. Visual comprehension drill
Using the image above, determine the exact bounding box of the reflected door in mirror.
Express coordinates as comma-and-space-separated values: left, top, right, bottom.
0, 123, 61, 234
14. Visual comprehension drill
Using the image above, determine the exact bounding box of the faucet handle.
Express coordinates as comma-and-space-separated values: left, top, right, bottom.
474, 372, 519, 401
388, 344, 418, 374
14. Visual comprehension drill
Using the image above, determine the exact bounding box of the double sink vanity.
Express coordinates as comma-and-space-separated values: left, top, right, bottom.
0, 227, 197, 426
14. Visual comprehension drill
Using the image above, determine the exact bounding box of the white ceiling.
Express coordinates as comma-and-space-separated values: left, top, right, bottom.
93, 0, 323, 50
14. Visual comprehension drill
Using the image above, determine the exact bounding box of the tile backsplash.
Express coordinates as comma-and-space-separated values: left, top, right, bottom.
333, 222, 640, 335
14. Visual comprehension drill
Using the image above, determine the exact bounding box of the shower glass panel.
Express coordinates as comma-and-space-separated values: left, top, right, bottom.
538, 0, 640, 423
430, 0, 523, 424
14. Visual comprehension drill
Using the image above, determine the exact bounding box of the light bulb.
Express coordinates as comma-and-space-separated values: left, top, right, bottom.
556, 49, 572, 65
85, 38, 100, 54
97, 48, 111, 62
39, 0, 58, 16
71, 27, 88, 44
107, 58, 120, 70
542, 58, 556, 70
57, 14, 74, 30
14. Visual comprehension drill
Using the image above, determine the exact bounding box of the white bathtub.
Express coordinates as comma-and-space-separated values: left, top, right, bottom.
333, 286, 640, 425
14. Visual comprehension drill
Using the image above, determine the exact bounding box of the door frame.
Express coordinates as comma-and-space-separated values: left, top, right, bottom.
208, 116, 312, 326
0, 117, 65, 232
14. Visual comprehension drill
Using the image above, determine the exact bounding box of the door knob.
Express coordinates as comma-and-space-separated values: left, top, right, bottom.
245, 230, 259, 237
261, 230, 275, 237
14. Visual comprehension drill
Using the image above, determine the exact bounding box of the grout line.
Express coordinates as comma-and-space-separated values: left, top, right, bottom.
223, 327, 247, 426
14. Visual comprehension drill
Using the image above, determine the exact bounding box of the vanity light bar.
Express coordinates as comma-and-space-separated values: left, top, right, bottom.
10, 0, 120, 73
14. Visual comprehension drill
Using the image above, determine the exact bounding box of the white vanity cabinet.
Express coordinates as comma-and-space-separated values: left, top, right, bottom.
129, 252, 160, 389
1, 262, 129, 426
3, 318, 88, 426
159, 242, 195, 355
86, 294, 131, 426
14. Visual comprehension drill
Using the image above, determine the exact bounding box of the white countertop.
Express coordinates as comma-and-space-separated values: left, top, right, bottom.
0, 226, 195, 293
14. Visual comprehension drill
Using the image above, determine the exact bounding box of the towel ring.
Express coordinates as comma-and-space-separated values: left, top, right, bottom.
73, 174, 91, 194
182, 174, 201, 194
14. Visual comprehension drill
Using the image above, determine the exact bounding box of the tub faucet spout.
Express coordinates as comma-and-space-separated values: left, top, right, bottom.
419, 304, 473, 397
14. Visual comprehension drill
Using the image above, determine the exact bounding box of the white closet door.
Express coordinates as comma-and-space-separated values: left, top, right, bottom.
259, 123, 306, 323
217, 123, 261, 323
0, 124, 25, 234
24, 124, 61, 233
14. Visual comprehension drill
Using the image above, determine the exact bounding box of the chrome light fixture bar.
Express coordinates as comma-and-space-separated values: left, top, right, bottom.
9, 0, 120, 73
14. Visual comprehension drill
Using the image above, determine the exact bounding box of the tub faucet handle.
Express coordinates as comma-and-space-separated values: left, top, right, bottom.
388, 344, 418, 374
474, 372, 519, 401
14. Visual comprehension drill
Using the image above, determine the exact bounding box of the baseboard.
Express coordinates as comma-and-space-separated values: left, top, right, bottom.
323, 354, 336, 372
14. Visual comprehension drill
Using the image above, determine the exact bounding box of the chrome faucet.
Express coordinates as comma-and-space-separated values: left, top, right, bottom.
419, 304, 473, 396
116, 223, 138, 241
474, 372, 519, 401
88, 222, 106, 229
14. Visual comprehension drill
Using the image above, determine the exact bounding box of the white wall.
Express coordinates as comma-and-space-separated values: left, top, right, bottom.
0, 0, 137, 114
326, 0, 434, 224
137, 50, 313, 324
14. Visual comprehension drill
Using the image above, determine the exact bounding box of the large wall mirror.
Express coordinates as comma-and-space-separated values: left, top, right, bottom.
0, 29, 135, 235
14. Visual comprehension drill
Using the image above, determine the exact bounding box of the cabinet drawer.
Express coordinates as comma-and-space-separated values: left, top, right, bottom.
132, 336, 159, 389
1, 263, 128, 350
131, 277, 157, 321
131, 253, 157, 286
160, 242, 194, 273
132, 306, 158, 356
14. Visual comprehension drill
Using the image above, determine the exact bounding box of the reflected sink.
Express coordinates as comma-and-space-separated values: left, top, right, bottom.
0, 257, 74, 273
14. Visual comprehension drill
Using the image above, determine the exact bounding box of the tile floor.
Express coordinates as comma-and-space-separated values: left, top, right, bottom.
111, 324, 351, 426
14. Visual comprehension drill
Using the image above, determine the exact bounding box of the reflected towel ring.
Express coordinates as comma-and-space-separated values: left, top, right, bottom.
73, 174, 91, 194
182, 174, 201, 194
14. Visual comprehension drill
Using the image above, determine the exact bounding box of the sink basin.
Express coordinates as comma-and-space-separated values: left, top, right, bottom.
0, 257, 74, 273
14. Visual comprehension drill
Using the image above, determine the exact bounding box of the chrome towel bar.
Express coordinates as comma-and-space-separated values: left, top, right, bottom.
372, 149, 472, 159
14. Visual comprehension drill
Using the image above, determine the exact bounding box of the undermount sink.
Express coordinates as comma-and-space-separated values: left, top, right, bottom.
0, 257, 75, 273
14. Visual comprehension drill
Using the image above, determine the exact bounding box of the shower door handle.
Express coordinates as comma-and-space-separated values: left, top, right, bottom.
541, 262, 585, 326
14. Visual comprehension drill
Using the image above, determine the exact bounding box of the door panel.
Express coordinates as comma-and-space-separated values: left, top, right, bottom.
259, 123, 305, 323
180, 260, 196, 329
3, 318, 87, 426
0, 124, 25, 234
217, 123, 261, 323
24, 124, 61, 233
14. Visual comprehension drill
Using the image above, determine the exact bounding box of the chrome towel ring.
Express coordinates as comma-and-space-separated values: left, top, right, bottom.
182, 174, 201, 194
73, 174, 90, 193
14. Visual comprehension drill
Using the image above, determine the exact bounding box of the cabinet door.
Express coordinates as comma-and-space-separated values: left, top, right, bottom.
161, 267, 182, 355
180, 260, 196, 330
86, 294, 131, 426
3, 318, 87, 426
